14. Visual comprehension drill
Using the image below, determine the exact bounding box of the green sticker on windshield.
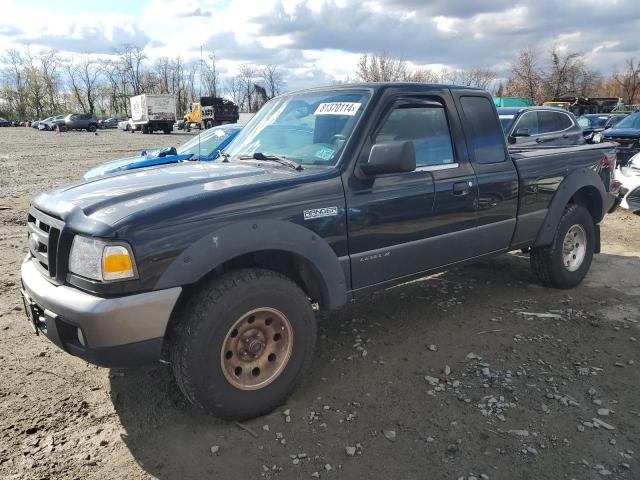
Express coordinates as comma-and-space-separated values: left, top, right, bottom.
315, 146, 335, 161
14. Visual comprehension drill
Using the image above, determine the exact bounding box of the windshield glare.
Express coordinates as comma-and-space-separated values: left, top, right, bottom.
177, 127, 237, 158
499, 115, 515, 132
615, 112, 640, 129
224, 89, 371, 166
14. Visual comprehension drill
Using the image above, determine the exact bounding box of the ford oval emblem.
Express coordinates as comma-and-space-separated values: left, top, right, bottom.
28, 234, 39, 252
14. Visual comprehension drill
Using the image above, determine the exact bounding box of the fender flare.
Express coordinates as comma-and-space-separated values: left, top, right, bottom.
534, 167, 606, 247
154, 220, 347, 309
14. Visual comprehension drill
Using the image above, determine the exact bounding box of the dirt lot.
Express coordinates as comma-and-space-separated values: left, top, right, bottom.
0, 127, 639, 480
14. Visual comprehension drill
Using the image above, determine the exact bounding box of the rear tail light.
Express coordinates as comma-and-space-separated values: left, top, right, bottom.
611, 180, 621, 190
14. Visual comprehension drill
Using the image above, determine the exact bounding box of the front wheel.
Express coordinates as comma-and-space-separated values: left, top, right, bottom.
530, 204, 595, 289
170, 268, 316, 419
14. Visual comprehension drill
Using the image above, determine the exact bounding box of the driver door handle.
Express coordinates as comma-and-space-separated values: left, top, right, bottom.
453, 181, 469, 196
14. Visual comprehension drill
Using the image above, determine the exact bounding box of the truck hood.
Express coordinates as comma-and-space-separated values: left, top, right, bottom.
32, 161, 301, 234
602, 128, 640, 138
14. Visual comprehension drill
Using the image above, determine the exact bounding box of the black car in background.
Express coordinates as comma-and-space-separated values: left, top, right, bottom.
99, 117, 121, 129
578, 113, 627, 143
0, 117, 10, 127
497, 106, 585, 147
599, 112, 640, 166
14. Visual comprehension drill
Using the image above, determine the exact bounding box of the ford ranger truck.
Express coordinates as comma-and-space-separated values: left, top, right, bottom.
21, 83, 621, 419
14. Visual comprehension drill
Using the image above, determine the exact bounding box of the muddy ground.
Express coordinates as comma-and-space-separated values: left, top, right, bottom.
0, 127, 638, 480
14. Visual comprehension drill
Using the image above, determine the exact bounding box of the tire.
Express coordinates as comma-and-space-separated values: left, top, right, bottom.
88, 124, 97, 132
171, 268, 316, 419
530, 204, 595, 289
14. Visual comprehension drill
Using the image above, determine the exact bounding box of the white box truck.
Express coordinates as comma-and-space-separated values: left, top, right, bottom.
130, 94, 176, 134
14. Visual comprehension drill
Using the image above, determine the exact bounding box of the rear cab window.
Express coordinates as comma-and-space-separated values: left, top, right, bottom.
460, 96, 507, 164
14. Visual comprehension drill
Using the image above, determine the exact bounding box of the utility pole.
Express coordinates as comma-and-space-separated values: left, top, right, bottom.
199, 45, 203, 97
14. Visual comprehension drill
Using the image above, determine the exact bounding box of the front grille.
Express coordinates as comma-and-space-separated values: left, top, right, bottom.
27, 208, 63, 277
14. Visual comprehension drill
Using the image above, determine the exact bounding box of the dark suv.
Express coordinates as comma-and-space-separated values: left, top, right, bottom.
498, 107, 585, 147
64, 113, 99, 132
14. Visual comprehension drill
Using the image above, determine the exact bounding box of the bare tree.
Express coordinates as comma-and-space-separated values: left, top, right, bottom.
356, 53, 410, 82
118, 44, 147, 95
238, 64, 257, 112
613, 58, 640, 106
261, 64, 283, 98
201, 52, 220, 97
224, 75, 244, 108
506, 46, 543, 104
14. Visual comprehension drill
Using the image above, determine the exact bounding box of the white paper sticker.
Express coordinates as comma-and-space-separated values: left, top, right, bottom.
314, 102, 361, 116
213, 129, 226, 137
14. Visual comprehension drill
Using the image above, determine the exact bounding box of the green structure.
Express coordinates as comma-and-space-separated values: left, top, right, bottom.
493, 97, 533, 107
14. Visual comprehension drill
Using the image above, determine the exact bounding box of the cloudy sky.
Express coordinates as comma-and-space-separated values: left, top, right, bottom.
1, 0, 639, 89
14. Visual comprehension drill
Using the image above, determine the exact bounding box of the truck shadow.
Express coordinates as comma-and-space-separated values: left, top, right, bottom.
108, 251, 639, 480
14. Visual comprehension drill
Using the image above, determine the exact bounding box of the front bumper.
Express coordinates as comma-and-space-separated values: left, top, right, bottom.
21, 256, 181, 367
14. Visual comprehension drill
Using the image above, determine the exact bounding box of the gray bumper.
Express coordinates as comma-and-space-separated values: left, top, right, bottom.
21, 256, 181, 366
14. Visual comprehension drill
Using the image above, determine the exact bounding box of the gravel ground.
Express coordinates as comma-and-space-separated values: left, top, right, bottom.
0, 127, 639, 480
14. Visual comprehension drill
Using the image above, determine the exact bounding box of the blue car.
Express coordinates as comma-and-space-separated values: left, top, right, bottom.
84, 124, 243, 179
598, 112, 640, 166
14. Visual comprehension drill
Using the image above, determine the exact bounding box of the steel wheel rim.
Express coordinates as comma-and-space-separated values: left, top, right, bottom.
220, 307, 293, 390
562, 224, 587, 272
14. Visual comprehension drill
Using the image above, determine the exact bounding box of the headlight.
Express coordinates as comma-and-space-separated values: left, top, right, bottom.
593, 133, 603, 143
69, 235, 136, 281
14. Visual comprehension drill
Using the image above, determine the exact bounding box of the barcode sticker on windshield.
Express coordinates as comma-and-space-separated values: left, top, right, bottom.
314, 102, 361, 116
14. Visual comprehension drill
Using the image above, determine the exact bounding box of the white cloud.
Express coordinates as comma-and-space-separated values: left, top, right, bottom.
0, 0, 639, 88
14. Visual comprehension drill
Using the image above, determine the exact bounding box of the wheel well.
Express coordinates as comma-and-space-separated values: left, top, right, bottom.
177, 249, 328, 311
568, 186, 603, 223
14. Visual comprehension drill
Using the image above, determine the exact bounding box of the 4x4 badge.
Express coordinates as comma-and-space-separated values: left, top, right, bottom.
303, 206, 338, 220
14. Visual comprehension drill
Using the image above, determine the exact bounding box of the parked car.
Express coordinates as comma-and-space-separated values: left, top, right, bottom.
0, 117, 10, 127
21, 83, 622, 420
595, 112, 640, 166
64, 113, 99, 132
31, 117, 51, 129
613, 152, 640, 213
577, 113, 627, 143
497, 106, 585, 147
118, 118, 135, 132
38, 115, 66, 131
99, 117, 120, 129
84, 124, 243, 179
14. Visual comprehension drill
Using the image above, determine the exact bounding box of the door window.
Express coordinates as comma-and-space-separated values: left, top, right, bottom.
538, 111, 572, 133
515, 111, 539, 135
374, 104, 454, 167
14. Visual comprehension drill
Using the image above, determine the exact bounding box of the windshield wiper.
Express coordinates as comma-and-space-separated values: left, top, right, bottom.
239, 152, 304, 171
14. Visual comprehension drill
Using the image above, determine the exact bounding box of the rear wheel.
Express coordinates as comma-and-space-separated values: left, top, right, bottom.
171, 268, 316, 419
87, 124, 97, 132
530, 204, 595, 289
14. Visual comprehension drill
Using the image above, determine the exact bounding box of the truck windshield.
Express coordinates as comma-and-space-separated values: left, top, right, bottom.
615, 112, 640, 129
225, 89, 371, 166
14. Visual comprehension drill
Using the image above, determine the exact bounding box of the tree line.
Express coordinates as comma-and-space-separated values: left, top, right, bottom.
354, 48, 640, 107
0, 45, 283, 120
2, 44, 639, 121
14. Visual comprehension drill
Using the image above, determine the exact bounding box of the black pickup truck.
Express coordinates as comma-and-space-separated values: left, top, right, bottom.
21, 83, 621, 419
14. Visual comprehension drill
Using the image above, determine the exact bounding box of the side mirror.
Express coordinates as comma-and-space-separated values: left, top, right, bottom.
513, 127, 530, 137
361, 141, 416, 176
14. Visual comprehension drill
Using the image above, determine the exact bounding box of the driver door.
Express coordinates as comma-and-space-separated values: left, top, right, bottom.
345, 90, 478, 290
